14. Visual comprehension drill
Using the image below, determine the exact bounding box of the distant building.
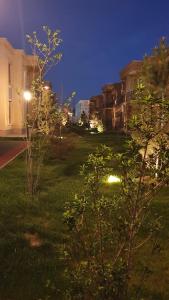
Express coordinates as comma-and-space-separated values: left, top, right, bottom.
75, 100, 90, 121
89, 60, 142, 131
0, 38, 37, 136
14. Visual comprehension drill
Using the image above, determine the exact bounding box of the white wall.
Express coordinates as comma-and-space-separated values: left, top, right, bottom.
0, 38, 36, 135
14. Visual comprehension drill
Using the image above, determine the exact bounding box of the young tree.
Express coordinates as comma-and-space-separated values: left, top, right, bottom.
26, 26, 62, 198
54, 91, 76, 139
64, 140, 169, 299
133, 38, 169, 173
142, 37, 169, 97
79, 111, 89, 127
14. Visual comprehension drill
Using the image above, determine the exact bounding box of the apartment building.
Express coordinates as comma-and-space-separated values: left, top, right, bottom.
0, 38, 37, 136
89, 95, 104, 118
89, 60, 142, 131
120, 60, 142, 129
102, 82, 124, 130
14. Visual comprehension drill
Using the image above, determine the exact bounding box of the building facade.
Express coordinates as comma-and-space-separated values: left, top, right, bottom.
120, 60, 142, 130
89, 60, 142, 131
90, 95, 104, 118
102, 82, 123, 130
0, 38, 36, 136
75, 100, 90, 121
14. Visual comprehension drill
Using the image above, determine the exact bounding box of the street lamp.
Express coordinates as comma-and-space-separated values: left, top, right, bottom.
23, 90, 32, 139
23, 90, 32, 102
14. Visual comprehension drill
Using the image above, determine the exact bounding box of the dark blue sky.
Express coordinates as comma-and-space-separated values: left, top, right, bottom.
0, 0, 169, 105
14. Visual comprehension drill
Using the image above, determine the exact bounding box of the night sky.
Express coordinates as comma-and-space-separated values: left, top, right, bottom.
0, 0, 169, 105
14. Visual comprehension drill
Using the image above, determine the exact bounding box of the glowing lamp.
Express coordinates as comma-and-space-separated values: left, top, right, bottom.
44, 85, 50, 90
107, 175, 121, 183
23, 90, 32, 101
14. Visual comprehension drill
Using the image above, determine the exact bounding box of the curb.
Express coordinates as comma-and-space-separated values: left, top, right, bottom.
0, 143, 27, 169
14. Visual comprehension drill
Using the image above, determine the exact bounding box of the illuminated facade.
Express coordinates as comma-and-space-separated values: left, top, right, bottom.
0, 38, 36, 136
89, 60, 142, 131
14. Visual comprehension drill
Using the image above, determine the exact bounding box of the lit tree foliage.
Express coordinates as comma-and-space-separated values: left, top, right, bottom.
79, 111, 89, 127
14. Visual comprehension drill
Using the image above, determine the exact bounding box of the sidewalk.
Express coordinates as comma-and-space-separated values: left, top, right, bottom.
0, 141, 27, 169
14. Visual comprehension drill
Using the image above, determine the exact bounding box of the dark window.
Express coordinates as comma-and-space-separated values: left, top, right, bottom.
8, 101, 12, 125
8, 63, 11, 85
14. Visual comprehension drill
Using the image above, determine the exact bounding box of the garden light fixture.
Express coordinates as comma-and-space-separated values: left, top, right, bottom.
107, 175, 121, 183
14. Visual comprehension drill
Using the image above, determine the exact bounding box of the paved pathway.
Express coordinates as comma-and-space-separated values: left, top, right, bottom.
0, 141, 27, 169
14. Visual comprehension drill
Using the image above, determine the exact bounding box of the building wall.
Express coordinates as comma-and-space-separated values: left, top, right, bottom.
88, 61, 142, 131
89, 95, 104, 118
101, 83, 124, 130
0, 38, 36, 136
120, 61, 142, 130
75, 100, 89, 120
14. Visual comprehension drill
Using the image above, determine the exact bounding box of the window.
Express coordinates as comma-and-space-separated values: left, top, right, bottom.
8, 63, 12, 125
8, 63, 11, 85
24, 69, 27, 89
8, 101, 12, 125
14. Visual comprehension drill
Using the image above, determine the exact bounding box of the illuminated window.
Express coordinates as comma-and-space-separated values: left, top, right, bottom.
8, 101, 12, 125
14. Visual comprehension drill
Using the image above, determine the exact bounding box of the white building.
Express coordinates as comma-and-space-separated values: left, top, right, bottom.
75, 100, 90, 121
0, 38, 36, 136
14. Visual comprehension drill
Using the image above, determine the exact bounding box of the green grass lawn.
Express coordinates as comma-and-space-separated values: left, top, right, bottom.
0, 132, 168, 300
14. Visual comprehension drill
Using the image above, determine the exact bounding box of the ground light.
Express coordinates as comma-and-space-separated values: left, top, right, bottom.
107, 175, 121, 183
